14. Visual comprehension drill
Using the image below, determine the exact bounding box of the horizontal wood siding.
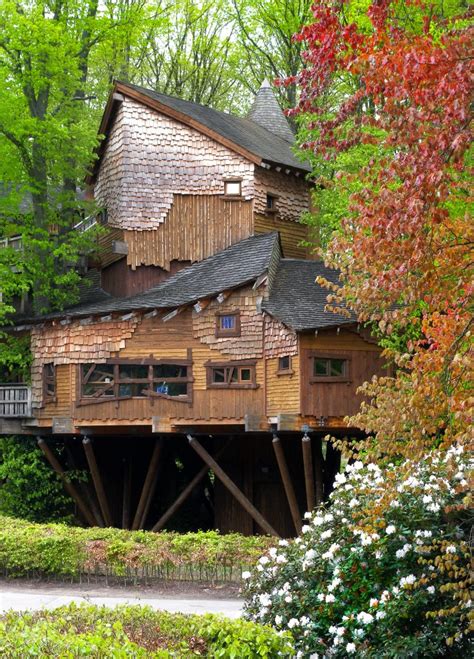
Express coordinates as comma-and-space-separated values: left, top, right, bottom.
95, 227, 124, 268
299, 329, 385, 418
73, 311, 264, 423
125, 194, 253, 268
266, 354, 300, 416
254, 214, 308, 258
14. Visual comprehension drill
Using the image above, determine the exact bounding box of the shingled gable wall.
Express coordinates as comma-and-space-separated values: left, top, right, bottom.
254, 167, 310, 223
94, 96, 255, 232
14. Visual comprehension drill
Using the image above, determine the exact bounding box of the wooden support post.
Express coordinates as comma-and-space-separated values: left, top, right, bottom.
38, 438, 96, 527
314, 438, 325, 505
132, 439, 162, 531
301, 434, 316, 513
272, 435, 302, 534
64, 442, 104, 527
122, 460, 132, 530
188, 435, 279, 537
82, 437, 113, 527
139, 465, 159, 530
151, 441, 230, 532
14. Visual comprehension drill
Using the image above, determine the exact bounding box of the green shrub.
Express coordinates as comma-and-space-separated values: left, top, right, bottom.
243, 445, 472, 657
0, 516, 274, 583
0, 603, 294, 657
0, 437, 75, 523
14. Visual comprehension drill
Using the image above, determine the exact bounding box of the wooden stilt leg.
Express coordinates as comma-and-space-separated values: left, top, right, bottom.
188, 435, 279, 537
38, 438, 96, 527
313, 438, 325, 505
82, 437, 113, 527
132, 439, 162, 531
122, 460, 132, 530
272, 435, 302, 534
151, 441, 231, 532
301, 434, 316, 513
65, 442, 104, 527
139, 464, 159, 530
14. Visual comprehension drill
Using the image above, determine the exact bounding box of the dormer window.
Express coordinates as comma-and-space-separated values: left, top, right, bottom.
224, 179, 242, 197
266, 193, 278, 213
216, 311, 241, 337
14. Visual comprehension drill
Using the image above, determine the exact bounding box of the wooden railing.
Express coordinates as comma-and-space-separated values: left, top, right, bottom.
0, 385, 32, 418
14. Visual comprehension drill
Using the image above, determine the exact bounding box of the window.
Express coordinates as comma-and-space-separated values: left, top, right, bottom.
206, 360, 257, 389
215, 311, 241, 337
266, 193, 278, 213
43, 363, 56, 401
277, 355, 292, 374
224, 180, 242, 197
310, 356, 350, 382
80, 360, 192, 403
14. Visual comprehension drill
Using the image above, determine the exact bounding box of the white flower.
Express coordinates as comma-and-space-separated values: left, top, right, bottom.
259, 556, 270, 565
321, 529, 333, 540
427, 503, 441, 513
259, 594, 271, 607
317, 593, 325, 602
304, 511, 312, 519
300, 616, 311, 627
422, 494, 433, 504
313, 515, 325, 526
346, 642, 356, 653
324, 513, 334, 523
329, 625, 338, 635
301, 525, 311, 534
400, 574, 416, 588
427, 586, 435, 594
279, 539, 289, 547
357, 611, 374, 625
305, 549, 316, 561
446, 545, 456, 554
336, 627, 345, 637
242, 571, 251, 579
353, 460, 364, 470
275, 614, 282, 625
376, 610, 386, 620
334, 472, 347, 485
369, 598, 378, 608
269, 547, 277, 558
276, 554, 287, 564
285, 595, 292, 603
325, 594, 336, 603
288, 618, 299, 629
353, 628, 365, 639
385, 525, 396, 535
349, 498, 360, 509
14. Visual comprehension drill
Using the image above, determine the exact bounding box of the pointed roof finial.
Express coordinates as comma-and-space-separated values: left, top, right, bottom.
247, 80, 295, 143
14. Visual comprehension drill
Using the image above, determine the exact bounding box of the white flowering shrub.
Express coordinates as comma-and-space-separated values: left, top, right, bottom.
243, 445, 472, 657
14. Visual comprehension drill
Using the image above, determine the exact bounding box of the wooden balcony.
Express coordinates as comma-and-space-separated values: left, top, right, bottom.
0, 384, 32, 418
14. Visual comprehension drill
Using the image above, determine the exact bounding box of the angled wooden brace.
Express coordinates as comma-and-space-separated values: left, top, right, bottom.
272, 435, 302, 534
132, 439, 162, 531
82, 437, 113, 527
188, 435, 279, 537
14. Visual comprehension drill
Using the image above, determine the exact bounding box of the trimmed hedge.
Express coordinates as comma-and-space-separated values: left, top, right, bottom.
0, 603, 294, 657
0, 516, 274, 583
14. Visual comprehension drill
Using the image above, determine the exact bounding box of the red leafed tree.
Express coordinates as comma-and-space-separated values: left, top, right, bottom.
291, 0, 473, 458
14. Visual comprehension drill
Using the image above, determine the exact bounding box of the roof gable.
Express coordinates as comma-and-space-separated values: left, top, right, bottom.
88, 82, 310, 183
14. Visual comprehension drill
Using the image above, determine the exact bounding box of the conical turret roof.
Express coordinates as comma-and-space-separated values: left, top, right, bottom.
247, 80, 295, 144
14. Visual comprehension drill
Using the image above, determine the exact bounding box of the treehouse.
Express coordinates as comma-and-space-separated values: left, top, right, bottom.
1, 81, 386, 537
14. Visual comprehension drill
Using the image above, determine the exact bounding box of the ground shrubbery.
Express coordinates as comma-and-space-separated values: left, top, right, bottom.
0, 603, 294, 657
243, 445, 472, 658
0, 515, 274, 583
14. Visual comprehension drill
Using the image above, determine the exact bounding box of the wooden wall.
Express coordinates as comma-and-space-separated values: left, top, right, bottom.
255, 214, 308, 259
125, 194, 253, 269
101, 258, 189, 297
254, 167, 310, 222
265, 354, 300, 416
299, 329, 385, 418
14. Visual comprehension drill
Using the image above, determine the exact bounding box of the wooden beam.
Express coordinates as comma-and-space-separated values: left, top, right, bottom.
151, 441, 230, 532
131, 439, 162, 531
122, 460, 132, 530
188, 435, 279, 537
82, 438, 113, 527
38, 439, 96, 527
302, 435, 316, 512
272, 435, 302, 534
64, 443, 104, 528
314, 438, 325, 506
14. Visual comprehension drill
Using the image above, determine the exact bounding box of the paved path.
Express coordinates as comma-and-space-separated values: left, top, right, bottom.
0, 583, 243, 618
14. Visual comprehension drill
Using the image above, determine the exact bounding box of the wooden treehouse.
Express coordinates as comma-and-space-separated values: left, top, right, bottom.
1, 81, 386, 537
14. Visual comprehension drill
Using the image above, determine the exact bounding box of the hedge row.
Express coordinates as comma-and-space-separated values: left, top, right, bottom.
0, 516, 274, 583
0, 603, 294, 657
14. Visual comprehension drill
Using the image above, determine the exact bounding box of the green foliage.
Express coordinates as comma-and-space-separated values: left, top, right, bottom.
0, 437, 75, 523
0, 603, 294, 657
0, 516, 274, 582
243, 447, 472, 657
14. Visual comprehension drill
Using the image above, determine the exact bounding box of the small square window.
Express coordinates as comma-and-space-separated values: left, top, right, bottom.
224, 180, 242, 196
216, 312, 241, 337
266, 194, 278, 212
278, 355, 292, 373
312, 357, 348, 380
